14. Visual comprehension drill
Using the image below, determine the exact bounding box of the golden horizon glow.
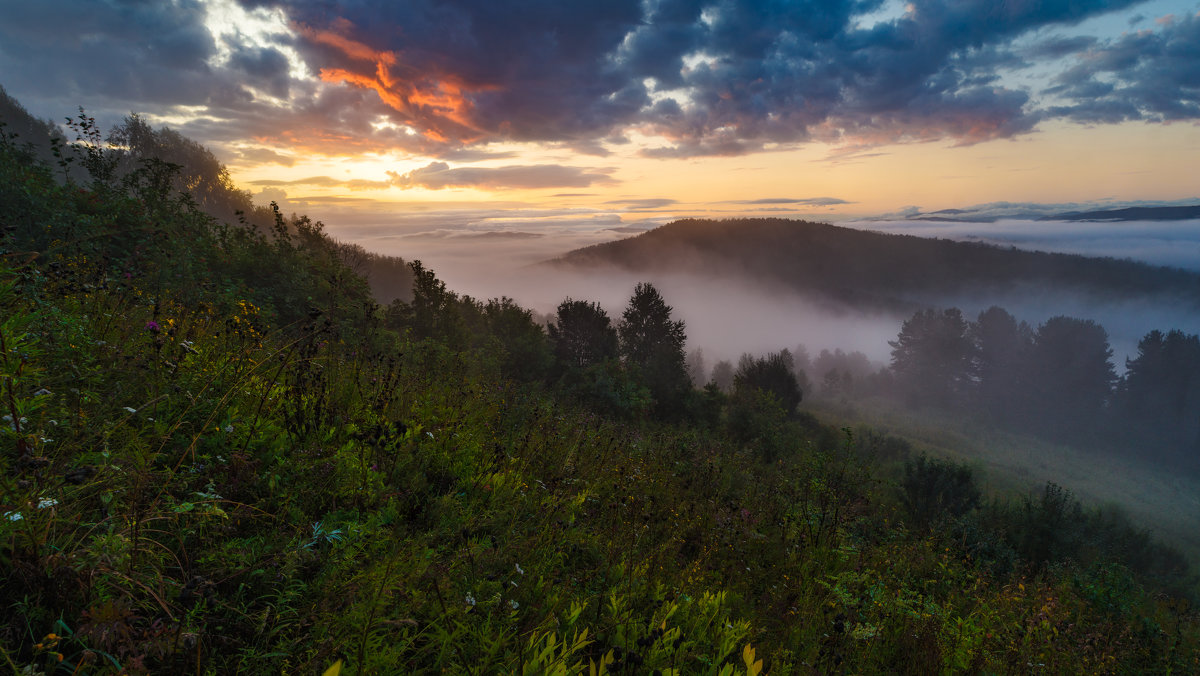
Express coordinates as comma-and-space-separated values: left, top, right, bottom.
225, 118, 1200, 222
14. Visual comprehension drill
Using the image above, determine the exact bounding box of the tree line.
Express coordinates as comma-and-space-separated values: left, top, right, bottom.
731, 305, 1199, 473
883, 305, 1200, 470
390, 253, 1200, 475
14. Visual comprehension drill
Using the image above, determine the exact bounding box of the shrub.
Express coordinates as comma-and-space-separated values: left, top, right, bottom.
899, 454, 981, 530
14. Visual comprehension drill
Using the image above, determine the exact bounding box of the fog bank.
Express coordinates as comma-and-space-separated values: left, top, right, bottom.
327, 216, 1200, 368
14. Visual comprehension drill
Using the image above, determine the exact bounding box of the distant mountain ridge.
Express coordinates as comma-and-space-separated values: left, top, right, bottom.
549, 218, 1200, 311
1042, 205, 1200, 221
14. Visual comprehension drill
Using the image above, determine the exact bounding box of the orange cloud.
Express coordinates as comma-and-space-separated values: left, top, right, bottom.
298, 20, 494, 145
302, 24, 396, 65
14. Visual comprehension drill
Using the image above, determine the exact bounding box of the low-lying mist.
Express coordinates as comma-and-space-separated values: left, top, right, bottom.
850, 218, 1200, 272
336, 217, 1200, 371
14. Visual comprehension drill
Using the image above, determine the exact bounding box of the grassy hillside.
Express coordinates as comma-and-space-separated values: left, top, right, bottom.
808, 398, 1200, 563
2, 122, 1199, 674
550, 217, 1200, 311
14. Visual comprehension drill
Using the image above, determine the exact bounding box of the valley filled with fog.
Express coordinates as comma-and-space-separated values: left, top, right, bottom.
333, 216, 1200, 371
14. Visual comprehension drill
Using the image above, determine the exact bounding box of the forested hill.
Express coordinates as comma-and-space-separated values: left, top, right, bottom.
1045, 204, 1200, 221
550, 218, 1200, 310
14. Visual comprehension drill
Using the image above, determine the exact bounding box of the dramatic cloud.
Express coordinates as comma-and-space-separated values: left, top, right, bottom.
387, 161, 618, 190
3, 0, 1196, 163
1045, 12, 1200, 123
228, 0, 1165, 157
0, 1, 221, 108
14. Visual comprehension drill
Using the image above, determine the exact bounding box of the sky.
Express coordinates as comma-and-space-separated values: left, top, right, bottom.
2, 0, 1199, 279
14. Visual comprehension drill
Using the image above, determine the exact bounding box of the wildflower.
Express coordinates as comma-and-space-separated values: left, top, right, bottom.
515, 563, 524, 575
37, 498, 57, 509
123, 407, 137, 414
510, 600, 519, 610
465, 593, 476, 607
223, 424, 234, 433
145, 320, 160, 333
4, 512, 21, 522
33, 388, 52, 397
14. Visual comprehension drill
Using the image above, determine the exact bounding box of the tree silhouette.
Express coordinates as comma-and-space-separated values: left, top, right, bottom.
1116, 329, 1200, 465
710, 359, 735, 392
970, 306, 1032, 424
734, 351, 803, 413
889, 308, 974, 409
1026, 316, 1116, 442
388, 260, 465, 345
548, 299, 619, 370
482, 297, 553, 382
619, 283, 690, 416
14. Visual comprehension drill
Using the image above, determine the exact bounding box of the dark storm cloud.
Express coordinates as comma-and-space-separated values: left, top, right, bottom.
3, 0, 1189, 162
229, 0, 1158, 157
0, 0, 220, 108
1046, 13, 1200, 124
1025, 35, 1099, 60
227, 45, 292, 98
0, 0, 449, 160
387, 162, 618, 190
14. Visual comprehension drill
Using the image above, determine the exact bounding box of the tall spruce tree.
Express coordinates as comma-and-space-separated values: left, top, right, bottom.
548, 299, 619, 370
889, 308, 974, 409
619, 283, 690, 416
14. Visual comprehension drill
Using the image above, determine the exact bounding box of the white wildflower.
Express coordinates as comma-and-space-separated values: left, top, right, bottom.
510, 600, 519, 610
515, 563, 524, 575
123, 407, 137, 414
465, 593, 476, 607
223, 424, 234, 433
5, 511, 21, 522
37, 498, 58, 509
33, 388, 52, 397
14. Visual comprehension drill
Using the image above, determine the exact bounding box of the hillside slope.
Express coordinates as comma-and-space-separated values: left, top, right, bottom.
3, 114, 1199, 674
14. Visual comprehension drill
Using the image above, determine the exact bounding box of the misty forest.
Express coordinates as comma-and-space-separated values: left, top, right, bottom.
3, 57, 1200, 676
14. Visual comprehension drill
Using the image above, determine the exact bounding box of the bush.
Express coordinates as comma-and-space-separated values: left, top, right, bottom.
899, 454, 981, 530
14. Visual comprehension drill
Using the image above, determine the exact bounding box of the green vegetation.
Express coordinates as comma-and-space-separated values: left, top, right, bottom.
2, 113, 1199, 674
